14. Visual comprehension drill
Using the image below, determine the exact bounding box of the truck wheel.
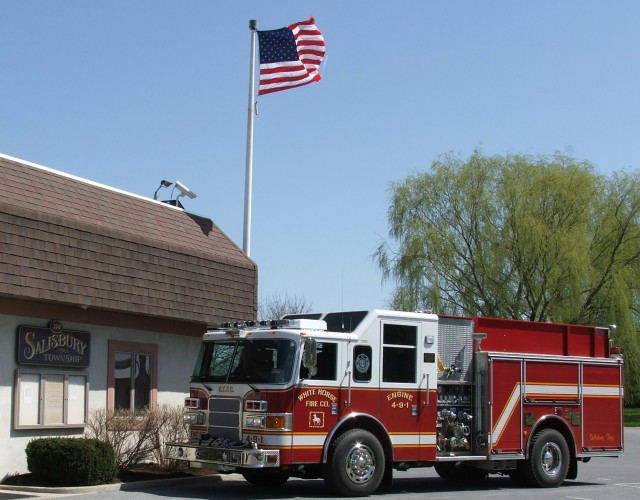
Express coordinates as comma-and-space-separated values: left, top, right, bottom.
523, 429, 569, 487
325, 429, 385, 497
241, 468, 290, 487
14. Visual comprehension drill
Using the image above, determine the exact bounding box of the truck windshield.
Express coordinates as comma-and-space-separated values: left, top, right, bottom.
191, 339, 297, 384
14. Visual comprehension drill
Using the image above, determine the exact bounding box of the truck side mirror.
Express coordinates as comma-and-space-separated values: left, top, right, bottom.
303, 338, 318, 377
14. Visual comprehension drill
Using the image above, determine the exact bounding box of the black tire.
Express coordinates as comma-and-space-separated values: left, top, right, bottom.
324, 429, 385, 497
523, 428, 569, 487
240, 468, 290, 487
435, 462, 487, 483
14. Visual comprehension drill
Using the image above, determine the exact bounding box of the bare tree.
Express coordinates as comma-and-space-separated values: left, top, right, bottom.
259, 293, 312, 320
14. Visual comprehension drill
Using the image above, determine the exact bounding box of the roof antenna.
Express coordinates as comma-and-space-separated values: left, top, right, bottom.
341, 266, 345, 331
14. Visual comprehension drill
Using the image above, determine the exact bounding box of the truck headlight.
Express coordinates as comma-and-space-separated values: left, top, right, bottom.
245, 415, 266, 428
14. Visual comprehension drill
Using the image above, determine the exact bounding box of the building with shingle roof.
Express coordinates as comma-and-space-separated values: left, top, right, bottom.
0, 153, 257, 477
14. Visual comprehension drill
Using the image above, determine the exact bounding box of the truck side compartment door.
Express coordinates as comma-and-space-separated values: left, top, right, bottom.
488, 356, 523, 454
581, 362, 624, 451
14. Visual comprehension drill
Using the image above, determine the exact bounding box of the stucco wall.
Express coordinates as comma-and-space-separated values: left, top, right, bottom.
0, 313, 202, 478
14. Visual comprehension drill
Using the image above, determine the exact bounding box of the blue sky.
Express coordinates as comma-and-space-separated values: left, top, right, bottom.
2, 1, 639, 314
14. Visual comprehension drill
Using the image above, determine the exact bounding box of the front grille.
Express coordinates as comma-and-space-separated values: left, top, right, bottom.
208, 397, 241, 441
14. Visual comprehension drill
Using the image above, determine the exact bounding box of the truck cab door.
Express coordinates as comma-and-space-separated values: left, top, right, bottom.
292, 340, 342, 463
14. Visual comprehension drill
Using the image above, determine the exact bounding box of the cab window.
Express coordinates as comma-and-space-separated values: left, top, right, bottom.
382, 323, 417, 383
301, 342, 337, 380
353, 345, 372, 382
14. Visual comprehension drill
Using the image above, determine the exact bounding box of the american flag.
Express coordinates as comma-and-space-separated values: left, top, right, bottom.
257, 18, 325, 96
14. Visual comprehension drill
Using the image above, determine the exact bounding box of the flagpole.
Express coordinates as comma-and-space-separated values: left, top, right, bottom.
243, 19, 258, 257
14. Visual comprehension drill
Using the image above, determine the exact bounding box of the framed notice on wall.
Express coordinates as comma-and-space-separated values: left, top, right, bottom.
14, 369, 89, 429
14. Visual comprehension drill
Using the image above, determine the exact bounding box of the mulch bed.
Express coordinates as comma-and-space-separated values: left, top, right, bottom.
2, 463, 217, 487
119, 463, 217, 482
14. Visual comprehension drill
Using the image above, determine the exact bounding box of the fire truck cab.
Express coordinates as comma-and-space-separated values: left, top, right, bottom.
165, 310, 624, 496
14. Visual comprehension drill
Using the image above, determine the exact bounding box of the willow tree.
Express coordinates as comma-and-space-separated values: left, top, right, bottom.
375, 151, 640, 404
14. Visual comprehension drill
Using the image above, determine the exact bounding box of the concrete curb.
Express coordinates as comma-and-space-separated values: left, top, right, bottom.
0, 474, 223, 495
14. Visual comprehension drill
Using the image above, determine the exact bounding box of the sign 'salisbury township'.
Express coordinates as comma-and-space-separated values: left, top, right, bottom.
17, 323, 90, 368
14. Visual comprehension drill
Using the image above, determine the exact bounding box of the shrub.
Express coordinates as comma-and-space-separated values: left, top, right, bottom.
85, 408, 156, 471
26, 437, 117, 486
85, 405, 188, 472
151, 404, 189, 471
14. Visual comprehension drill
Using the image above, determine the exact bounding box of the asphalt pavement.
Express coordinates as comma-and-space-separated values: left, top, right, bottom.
2, 428, 638, 499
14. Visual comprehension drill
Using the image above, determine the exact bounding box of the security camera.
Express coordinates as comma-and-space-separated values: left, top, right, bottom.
175, 181, 197, 200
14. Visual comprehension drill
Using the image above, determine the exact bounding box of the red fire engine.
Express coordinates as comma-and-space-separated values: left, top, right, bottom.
165, 310, 624, 496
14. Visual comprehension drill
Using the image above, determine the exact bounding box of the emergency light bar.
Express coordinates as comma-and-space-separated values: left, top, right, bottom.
286, 319, 327, 330
208, 318, 327, 333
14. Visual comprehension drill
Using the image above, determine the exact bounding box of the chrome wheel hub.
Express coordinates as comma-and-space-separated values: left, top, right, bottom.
541, 442, 562, 476
344, 442, 376, 484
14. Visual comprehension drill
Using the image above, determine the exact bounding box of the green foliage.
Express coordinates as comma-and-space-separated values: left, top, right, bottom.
26, 437, 117, 486
625, 407, 640, 427
376, 150, 640, 405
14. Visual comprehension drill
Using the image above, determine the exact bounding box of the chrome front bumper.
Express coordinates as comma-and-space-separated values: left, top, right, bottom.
165, 441, 280, 469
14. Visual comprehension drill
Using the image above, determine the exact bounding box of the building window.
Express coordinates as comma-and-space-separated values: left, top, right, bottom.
108, 341, 157, 412
382, 323, 417, 383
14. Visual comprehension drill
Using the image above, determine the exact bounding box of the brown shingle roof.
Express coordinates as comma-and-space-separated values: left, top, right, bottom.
0, 153, 257, 325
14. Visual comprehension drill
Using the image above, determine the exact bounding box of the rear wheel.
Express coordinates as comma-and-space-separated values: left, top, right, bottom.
523, 429, 569, 487
325, 429, 385, 497
241, 468, 290, 487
